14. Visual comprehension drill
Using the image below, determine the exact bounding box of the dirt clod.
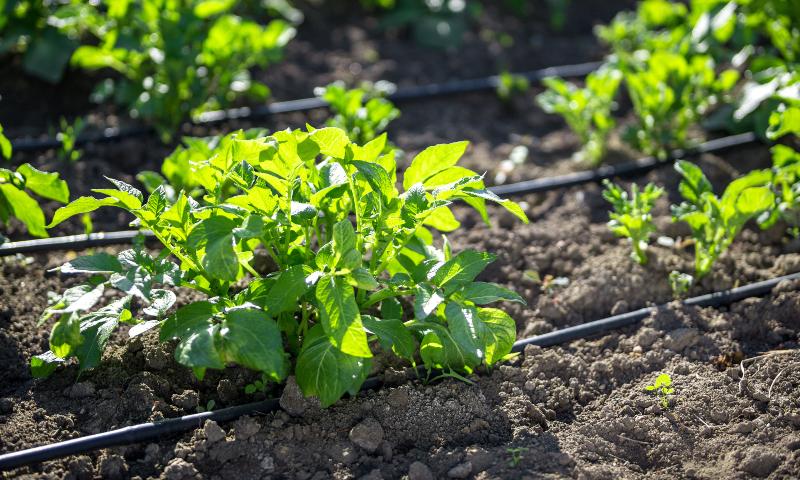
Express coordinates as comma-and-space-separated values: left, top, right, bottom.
98, 453, 128, 480
203, 420, 226, 444
280, 376, 318, 417
163, 458, 199, 480
349, 417, 384, 453
740, 447, 784, 477
408, 461, 435, 480
447, 461, 473, 478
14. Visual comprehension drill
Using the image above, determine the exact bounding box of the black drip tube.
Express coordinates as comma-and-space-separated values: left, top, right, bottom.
10, 61, 602, 153
0, 270, 797, 471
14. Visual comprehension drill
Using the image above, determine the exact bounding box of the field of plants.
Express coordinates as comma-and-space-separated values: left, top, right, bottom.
0, 0, 799, 478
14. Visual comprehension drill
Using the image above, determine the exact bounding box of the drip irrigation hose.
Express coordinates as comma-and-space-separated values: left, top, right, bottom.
9, 61, 602, 153
0, 231, 155, 256
0, 132, 760, 257
0, 271, 798, 471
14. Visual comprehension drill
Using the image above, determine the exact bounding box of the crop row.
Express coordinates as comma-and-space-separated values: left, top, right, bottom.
0, 0, 797, 431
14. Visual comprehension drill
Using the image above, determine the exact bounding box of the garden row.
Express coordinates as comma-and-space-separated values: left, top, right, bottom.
0, 0, 799, 478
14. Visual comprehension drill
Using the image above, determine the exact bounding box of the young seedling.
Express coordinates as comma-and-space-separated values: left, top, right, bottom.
668, 271, 693, 299
644, 373, 675, 409
496, 71, 530, 102
602, 179, 664, 265
56, 117, 85, 163
317, 82, 400, 146
623, 52, 739, 159
672, 160, 774, 278
507, 446, 529, 467
536, 67, 622, 166
245, 373, 270, 394
37, 126, 529, 408
758, 145, 800, 236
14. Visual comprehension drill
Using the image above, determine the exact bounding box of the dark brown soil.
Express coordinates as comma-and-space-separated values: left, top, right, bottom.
2, 1, 799, 479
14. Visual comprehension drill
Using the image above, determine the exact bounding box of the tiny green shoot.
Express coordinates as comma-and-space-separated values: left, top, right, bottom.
644, 373, 674, 409
602, 179, 663, 265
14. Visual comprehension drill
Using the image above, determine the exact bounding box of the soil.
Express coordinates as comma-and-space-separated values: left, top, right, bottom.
1, 1, 799, 479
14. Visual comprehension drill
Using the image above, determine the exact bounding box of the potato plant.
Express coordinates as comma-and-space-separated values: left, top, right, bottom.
35, 126, 529, 407
623, 52, 739, 159
672, 160, 774, 278
602, 179, 663, 265
71, 0, 295, 137
536, 68, 621, 166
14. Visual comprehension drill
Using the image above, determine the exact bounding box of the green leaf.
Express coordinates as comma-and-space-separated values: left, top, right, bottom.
248, 265, 312, 314
0, 184, 48, 237
315, 274, 371, 358
194, 0, 235, 18
73, 303, 126, 372
175, 324, 225, 371
55, 253, 122, 274
296, 325, 372, 407
352, 160, 393, 201
477, 307, 516, 365
0, 127, 11, 160
460, 282, 526, 305
362, 315, 416, 360
414, 322, 479, 371
311, 127, 350, 158
675, 161, 712, 204
333, 219, 357, 253
161, 301, 216, 341
413, 283, 444, 320
31, 351, 64, 378
145, 185, 168, 215
233, 214, 265, 240
43, 283, 105, 317
50, 314, 83, 358
16, 164, 69, 203
403, 141, 469, 189
381, 297, 403, 320
188, 216, 239, 282
220, 308, 287, 381
48, 196, 119, 228
457, 188, 529, 223
431, 250, 495, 294
142, 289, 177, 317
443, 303, 484, 364
347, 267, 379, 290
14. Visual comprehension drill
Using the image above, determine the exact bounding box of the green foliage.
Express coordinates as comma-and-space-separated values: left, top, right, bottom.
602, 180, 663, 265
623, 52, 739, 159
317, 82, 400, 146
506, 446, 529, 467
70, 0, 295, 137
668, 270, 693, 299
137, 128, 269, 198
536, 68, 621, 165
758, 145, 800, 236
36, 126, 528, 407
0, 0, 85, 83
0, 152, 70, 237
644, 372, 674, 409
671, 160, 774, 278
0, 124, 11, 161
56, 116, 85, 163
495, 71, 529, 102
